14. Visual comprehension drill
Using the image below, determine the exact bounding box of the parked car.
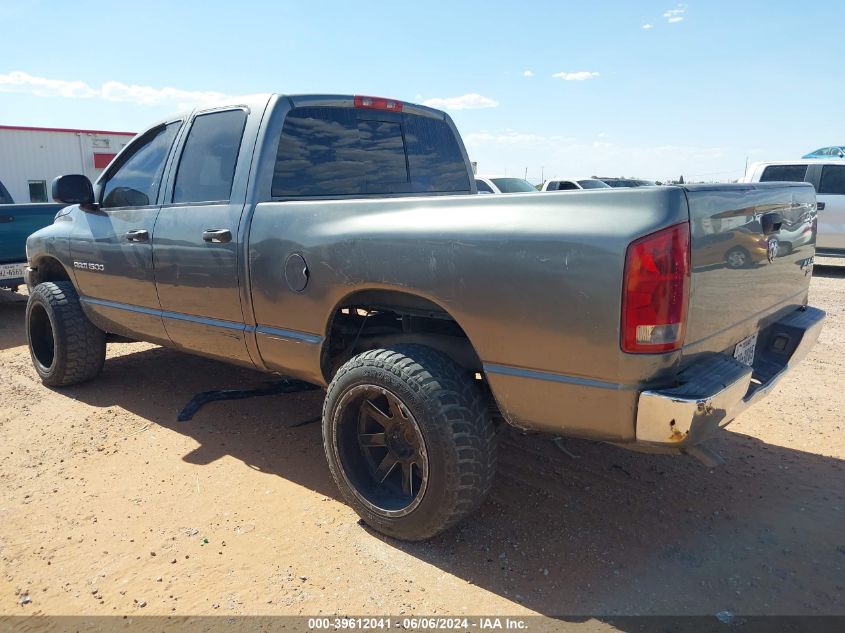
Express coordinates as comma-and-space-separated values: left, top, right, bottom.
743, 160, 845, 256
541, 178, 611, 191
25, 94, 824, 541
596, 177, 657, 188
474, 175, 537, 194
0, 179, 65, 290
802, 146, 845, 159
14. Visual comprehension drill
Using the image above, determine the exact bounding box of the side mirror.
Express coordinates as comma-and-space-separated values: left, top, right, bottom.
52, 174, 96, 208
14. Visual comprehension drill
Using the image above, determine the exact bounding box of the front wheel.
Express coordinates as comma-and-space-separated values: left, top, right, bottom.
323, 345, 497, 541
26, 281, 106, 386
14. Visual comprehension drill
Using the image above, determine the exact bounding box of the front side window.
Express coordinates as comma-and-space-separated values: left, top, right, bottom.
272, 106, 469, 197
101, 122, 180, 208
760, 165, 808, 183
819, 165, 845, 195
173, 109, 248, 203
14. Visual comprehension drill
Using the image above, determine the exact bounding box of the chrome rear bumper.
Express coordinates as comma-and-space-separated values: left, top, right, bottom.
635, 305, 825, 447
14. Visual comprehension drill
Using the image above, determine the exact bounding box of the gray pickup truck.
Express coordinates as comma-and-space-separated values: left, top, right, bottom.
24, 94, 824, 540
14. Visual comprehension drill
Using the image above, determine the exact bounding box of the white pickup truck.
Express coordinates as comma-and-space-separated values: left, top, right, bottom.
744, 160, 845, 256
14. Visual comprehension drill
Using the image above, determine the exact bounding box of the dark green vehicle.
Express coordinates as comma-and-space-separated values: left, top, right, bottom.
24, 94, 824, 540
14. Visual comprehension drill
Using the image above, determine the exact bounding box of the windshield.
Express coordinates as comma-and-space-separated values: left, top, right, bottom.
491, 177, 538, 193
577, 179, 611, 189
0, 180, 12, 204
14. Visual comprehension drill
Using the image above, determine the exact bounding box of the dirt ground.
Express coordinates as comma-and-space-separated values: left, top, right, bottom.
1, 263, 843, 624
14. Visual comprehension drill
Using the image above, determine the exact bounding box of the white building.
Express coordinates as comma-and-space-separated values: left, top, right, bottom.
0, 125, 136, 204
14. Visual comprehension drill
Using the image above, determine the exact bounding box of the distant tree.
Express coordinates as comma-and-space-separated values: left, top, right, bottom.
679, 175, 685, 184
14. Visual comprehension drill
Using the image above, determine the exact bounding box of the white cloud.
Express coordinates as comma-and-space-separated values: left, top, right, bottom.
663, 5, 686, 22
523, 70, 534, 77
0, 70, 252, 110
421, 93, 499, 111
552, 71, 600, 81
642, 23, 653, 29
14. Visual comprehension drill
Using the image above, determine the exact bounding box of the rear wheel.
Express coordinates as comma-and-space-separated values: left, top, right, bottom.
323, 345, 496, 541
26, 281, 106, 386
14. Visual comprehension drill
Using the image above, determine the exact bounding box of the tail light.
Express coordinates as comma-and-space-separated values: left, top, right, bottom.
354, 95, 403, 112
621, 222, 691, 353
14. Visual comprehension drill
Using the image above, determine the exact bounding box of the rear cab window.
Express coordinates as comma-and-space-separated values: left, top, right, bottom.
760, 165, 808, 183
272, 106, 470, 197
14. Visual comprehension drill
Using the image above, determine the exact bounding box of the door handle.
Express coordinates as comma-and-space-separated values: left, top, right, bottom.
125, 229, 149, 242
202, 229, 232, 244
0, 215, 14, 223
817, 202, 826, 210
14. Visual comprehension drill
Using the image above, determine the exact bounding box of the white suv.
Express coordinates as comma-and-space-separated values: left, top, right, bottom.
743, 160, 845, 256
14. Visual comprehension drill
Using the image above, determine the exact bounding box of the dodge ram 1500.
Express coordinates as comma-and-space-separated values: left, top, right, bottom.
24, 94, 824, 540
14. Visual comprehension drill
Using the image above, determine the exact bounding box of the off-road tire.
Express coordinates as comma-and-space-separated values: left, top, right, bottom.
323, 345, 497, 541
26, 281, 106, 386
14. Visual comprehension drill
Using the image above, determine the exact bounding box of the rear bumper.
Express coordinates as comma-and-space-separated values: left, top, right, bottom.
635, 305, 825, 447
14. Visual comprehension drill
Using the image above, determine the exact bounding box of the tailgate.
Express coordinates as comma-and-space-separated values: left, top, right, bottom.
682, 183, 817, 363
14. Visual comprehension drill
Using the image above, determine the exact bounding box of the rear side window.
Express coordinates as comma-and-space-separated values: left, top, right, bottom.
102, 122, 180, 208
556, 181, 578, 190
272, 106, 469, 197
475, 179, 494, 193
760, 165, 808, 182
173, 109, 247, 203
819, 165, 845, 195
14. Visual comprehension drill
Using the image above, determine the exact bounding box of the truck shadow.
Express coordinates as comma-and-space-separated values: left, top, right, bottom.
814, 263, 845, 278
59, 344, 845, 618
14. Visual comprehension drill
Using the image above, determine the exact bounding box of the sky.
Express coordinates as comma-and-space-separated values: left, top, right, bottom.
1, 0, 843, 184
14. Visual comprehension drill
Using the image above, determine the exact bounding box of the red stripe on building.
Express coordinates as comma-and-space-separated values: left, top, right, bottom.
93, 153, 118, 169
0, 125, 136, 136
